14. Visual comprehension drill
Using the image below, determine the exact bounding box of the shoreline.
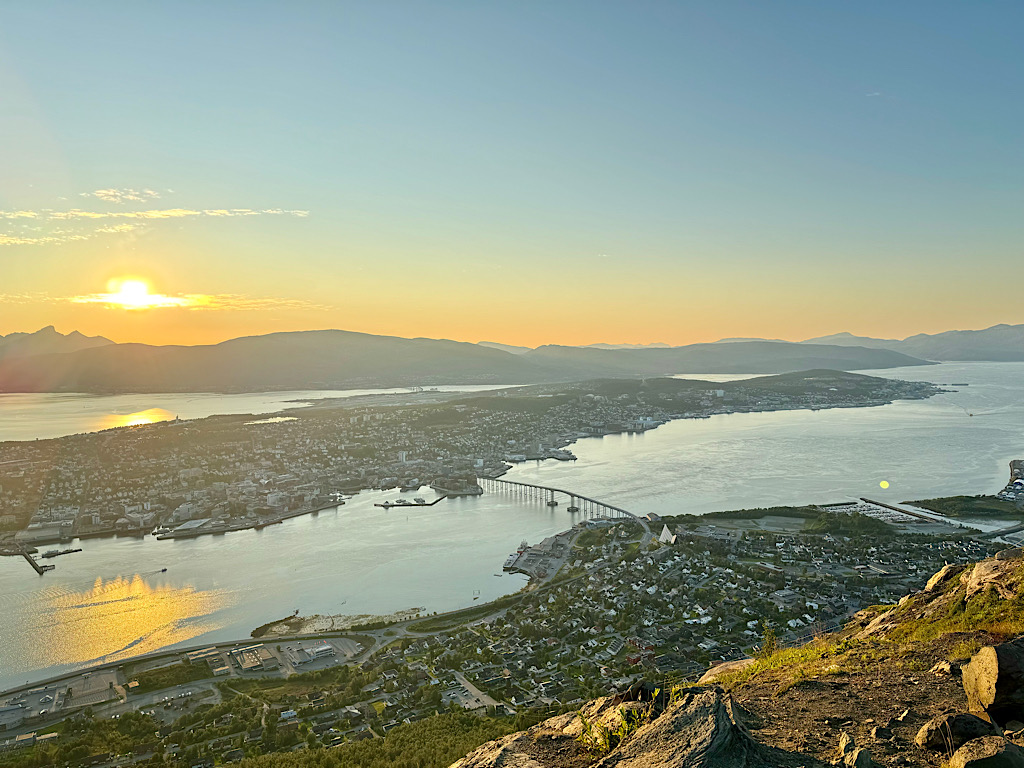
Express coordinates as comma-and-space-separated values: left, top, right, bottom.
1, 378, 943, 550
0, 481, 1017, 698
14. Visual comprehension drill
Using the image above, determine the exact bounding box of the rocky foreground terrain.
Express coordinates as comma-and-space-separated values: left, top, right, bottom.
450, 549, 1024, 768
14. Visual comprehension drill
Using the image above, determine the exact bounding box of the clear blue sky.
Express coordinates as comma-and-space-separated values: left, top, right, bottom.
1, 1, 1021, 345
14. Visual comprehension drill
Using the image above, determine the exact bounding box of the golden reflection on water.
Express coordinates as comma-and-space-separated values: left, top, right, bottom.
31, 574, 227, 667
97, 408, 175, 430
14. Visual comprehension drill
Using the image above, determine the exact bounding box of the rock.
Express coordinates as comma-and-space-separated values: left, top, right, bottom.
1007, 721, 1024, 734
698, 658, 756, 684
448, 732, 545, 768
964, 640, 1024, 722
916, 713, 1001, 752
589, 686, 808, 767
964, 559, 1024, 601
870, 726, 893, 741
949, 736, 1024, 768
927, 563, 967, 592
932, 660, 958, 676
844, 747, 875, 768
839, 731, 856, 756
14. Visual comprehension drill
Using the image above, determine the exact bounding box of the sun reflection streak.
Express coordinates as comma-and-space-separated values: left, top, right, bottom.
97, 408, 175, 430
26, 575, 228, 668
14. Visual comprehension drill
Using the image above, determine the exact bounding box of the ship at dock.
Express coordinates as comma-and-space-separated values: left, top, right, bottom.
502, 540, 530, 572
40, 548, 83, 559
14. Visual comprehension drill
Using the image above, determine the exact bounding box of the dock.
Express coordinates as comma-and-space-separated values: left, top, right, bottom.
375, 496, 447, 509
20, 547, 55, 575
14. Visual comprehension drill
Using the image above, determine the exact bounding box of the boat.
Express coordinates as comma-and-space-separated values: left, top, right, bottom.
414, 498, 426, 504
161, 568, 167, 573
41, 548, 83, 559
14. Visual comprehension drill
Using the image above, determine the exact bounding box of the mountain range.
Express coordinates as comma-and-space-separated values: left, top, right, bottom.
482, 323, 1024, 361
0, 325, 113, 361
0, 327, 930, 394
798, 323, 1024, 361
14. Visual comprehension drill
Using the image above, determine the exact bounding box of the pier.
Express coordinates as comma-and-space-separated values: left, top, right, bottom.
19, 547, 55, 575
480, 478, 650, 536
375, 496, 447, 509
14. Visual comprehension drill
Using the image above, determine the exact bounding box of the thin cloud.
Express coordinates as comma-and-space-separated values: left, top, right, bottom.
0, 233, 88, 245
0, 292, 49, 304
0, 194, 310, 246
82, 188, 161, 204
65, 292, 328, 312
37, 208, 309, 220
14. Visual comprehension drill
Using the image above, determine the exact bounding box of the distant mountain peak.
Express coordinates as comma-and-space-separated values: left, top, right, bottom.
0, 327, 115, 360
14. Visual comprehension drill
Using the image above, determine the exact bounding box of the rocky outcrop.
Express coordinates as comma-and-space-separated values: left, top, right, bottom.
915, 713, 1001, 751
451, 687, 821, 768
964, 639, 1024, 723
926, 563, 966, 592
697, 658, 755, 684
964, 552, 1024, 601
949, 736, 1024, 768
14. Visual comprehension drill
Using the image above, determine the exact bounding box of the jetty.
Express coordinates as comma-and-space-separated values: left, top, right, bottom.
19, 547, 55, 575
376, 496, 447, 509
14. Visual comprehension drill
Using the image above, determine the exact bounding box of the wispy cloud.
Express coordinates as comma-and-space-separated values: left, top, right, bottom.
81, 188, 161, 204
0, 191, 310, 246
1, 208, 309, 221
66, 292, 327, 312
0, 233, 88, 245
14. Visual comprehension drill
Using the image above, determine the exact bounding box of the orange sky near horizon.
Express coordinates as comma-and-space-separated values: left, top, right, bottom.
3, 269, 1017, 348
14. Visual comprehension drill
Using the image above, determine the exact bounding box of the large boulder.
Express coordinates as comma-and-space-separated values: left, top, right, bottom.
949, 736, 1024, 768
964, 640, 1024, 723
915, 713, 1000, 752
698, 658, 756, 684
455, 687, 820, 768
590, 687, 810, 768
927, 563, 967, 592
963, 557, 1024, 601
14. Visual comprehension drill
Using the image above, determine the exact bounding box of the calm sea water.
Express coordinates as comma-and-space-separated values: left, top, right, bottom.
1, 362, 1021, 690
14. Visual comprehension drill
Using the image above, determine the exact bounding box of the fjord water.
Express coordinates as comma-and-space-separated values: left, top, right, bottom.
2, 362, 1023, 690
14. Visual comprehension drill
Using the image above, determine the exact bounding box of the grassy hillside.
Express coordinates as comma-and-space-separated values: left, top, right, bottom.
234, 713, 514, 768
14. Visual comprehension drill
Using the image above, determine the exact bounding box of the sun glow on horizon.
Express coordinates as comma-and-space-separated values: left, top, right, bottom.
73, 278, 192, 310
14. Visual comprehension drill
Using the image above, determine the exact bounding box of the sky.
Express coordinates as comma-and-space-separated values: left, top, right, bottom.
1, 1, 1022, 348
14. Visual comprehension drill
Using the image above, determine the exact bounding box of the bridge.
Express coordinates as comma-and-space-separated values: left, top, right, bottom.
479, 477, 651, 538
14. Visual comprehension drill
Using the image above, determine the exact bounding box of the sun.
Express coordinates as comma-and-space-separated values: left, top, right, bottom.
110, 279, 154, 308
92, 278, 191, 310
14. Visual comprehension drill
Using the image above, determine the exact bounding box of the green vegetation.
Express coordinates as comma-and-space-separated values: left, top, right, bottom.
890, 569, 1024, 643
663, 506, 820, 525
234, 713, 514, 768
128, 660, 211, 692
224, 662, 376, 704
0, 711, 160, 768
576, 700, 660, 755
907, 495, 1021, 518
406, 594, 522, 633
803, 511, 895, 537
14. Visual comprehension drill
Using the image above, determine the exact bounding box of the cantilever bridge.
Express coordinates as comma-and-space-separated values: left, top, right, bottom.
479, 477, 651, 536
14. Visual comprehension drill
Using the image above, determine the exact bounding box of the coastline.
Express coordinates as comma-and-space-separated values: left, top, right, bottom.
0, 373, 943, 549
